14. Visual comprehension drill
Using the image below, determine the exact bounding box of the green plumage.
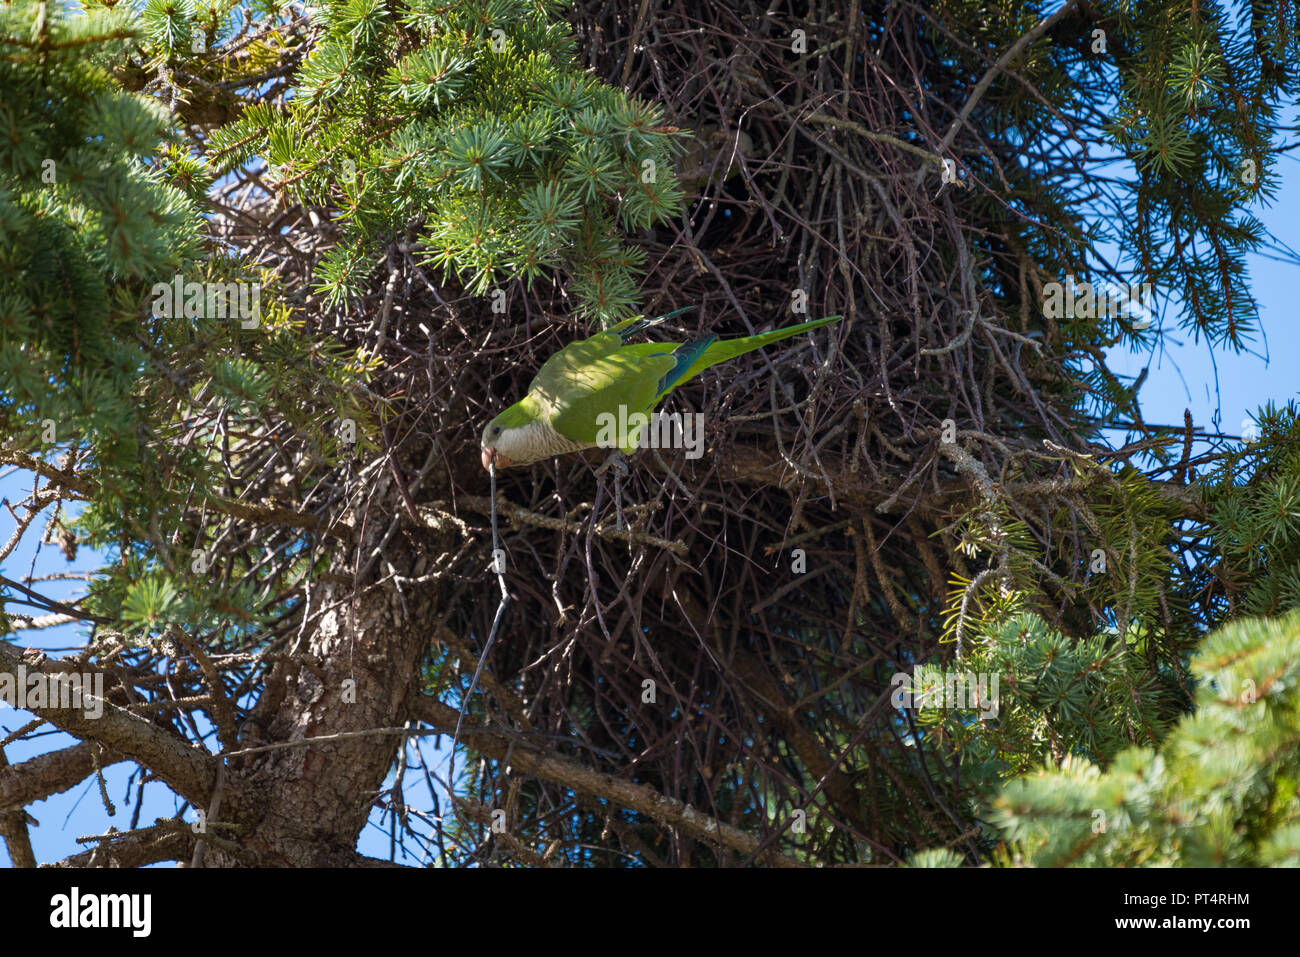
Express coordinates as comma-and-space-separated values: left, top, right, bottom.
482, 310, 842, 466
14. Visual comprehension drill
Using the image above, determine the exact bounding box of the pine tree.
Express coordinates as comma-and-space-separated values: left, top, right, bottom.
0, 1, 199, 467
0, 1, 373, 641
1205, 401, 1300, 619
206, 0, 687, 322
991, 609, 1300, 867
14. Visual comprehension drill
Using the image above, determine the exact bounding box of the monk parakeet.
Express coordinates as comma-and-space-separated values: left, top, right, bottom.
480, 310, 841, 469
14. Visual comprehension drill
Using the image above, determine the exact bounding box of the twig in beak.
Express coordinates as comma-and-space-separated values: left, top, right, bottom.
449, 460, 511, 789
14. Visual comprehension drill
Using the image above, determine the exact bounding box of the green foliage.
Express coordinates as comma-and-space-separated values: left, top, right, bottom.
0, 0, 378, 651
1206, 402, 1300, 619
207, 0, 687, 322
0, 2, 199, 465
991, 609, 1300, 866
942, 457, 1196, 660
905, 611, 1180, 860
911, 403, 1300, 866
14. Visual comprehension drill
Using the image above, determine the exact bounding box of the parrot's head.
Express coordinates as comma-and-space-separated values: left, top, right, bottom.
480, 401, 538, 470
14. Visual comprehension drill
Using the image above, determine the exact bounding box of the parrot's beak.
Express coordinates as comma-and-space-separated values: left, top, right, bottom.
481, 447, 511, 470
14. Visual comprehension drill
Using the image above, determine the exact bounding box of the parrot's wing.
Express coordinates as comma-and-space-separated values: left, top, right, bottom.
531, 330, 624, 393
534, 344, 679, 450
531, 307, 701, 390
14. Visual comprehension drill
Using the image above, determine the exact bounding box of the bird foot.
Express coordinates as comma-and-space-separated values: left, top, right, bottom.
594, 451, 630, 531
593, 449, 630, 480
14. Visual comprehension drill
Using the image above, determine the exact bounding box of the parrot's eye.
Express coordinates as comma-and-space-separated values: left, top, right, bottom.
491, 426, 501, 436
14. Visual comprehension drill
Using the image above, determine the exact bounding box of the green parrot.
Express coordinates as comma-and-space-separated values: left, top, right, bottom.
480, 309, 842, 469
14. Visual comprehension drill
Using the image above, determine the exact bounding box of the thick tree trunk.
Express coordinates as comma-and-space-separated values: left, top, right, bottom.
229, 479, 447, 866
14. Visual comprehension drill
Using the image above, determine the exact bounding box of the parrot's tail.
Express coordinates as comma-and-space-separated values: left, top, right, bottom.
663, 314, 842, 394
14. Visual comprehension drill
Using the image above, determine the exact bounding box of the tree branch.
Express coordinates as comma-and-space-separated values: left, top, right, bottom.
0, 643, 220, 808
0, 748, 36, 867
0, 741, 124, 812
411, 694, 804, 867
